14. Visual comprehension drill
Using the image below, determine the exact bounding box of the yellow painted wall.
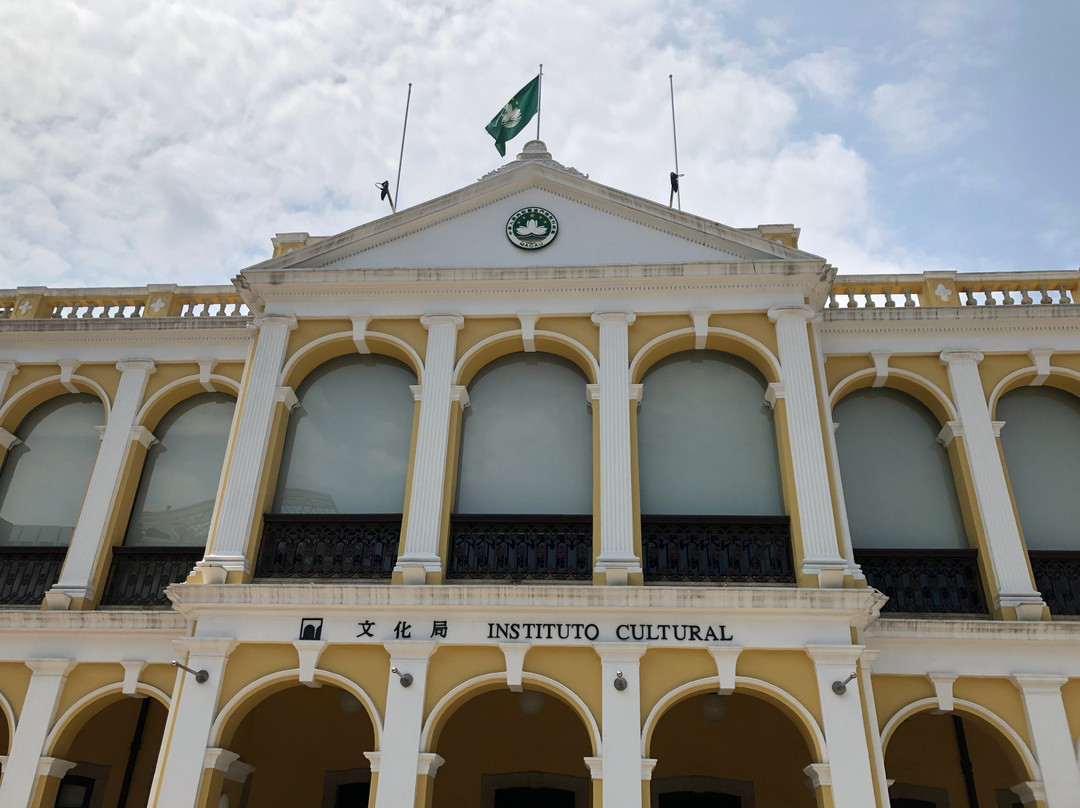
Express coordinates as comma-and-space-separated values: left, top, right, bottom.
871, 675, 935, 731
0, 663, 32, 725
639, 648, 716, 727
423, 646, 505, 723
317, 644, 391, 726
1061, 678, 1080, 749
524, 647, 602, 738
824, 355, 874, 393
952, 677, 1031, 749
218, 644, 299, 715
55, 664, 122, 723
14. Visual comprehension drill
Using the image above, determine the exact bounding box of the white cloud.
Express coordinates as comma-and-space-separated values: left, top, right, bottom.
868, 77, 980, 154
784, 48, 856, 102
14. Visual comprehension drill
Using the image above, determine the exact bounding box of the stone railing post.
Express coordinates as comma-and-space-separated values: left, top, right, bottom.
396, 315, 463, 585
591, 312, 641, 585
46, 360, 155, 609
940, 350, 1045, 620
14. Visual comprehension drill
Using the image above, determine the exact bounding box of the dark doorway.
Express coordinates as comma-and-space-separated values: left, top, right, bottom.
54, 775, 95, 808
333, 781, 370, 808
659, 792, 741, 808
890, 801, 937, 808
494, 786, 576, 808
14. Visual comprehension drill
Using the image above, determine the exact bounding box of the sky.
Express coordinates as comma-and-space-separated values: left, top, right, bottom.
1, 0, 1078, 289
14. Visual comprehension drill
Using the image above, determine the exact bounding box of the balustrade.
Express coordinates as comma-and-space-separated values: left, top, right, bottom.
828, 271, 1078, 310
1029, 551, 1080, 616
255, 514, 399, 578
0, 546, 67, 605
854, 548, 988, 613
101, 546, 204, 607
446, 515, 593, 580
642, 515, 795, 583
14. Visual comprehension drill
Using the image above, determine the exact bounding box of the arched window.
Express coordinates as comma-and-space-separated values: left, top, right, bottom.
273, 356, 417, 514
996, 386, 1080, 550
0, 394, 105, 546
456, 353, 591, 514
637, 351, 783, 515
124, 393, 236, 547
833, 388, 965, 548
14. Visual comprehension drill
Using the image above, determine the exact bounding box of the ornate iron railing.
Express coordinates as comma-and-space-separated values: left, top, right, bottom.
1029, 551, 1080, 616
101, 546, 204, 607
854, 548, 988, 614
447, 515, 593, 580
0, 546, 67, 605
255, 514, 400, 579
642, 515, 795, 583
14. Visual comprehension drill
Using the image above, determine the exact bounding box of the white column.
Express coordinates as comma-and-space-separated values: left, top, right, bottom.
768, 308, 846, 586
1012, 675, 1080, 807
591, 312, 641, 586
396, 315, 463, 585
805, 646, 877, 808
941, 350, 1045, 619
0, 659, 75, 808
146, 638, 237, 808
595, 643, 647, 807
202, 314, 296, 574
372, 642, 437, 808
46, 360, 155, 608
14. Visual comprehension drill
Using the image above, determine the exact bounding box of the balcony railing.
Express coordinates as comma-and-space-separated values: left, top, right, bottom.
854, 548, 988, 614
446, 515, 593, 581
642, 515, 795, 583
255, 514, 399, 579
1029, 551, 1080, 616
0, 546, 67, 605
101, 546, 204, 607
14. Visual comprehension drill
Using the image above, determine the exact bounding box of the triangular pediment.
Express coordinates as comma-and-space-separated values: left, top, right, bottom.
246, 143, 821, 274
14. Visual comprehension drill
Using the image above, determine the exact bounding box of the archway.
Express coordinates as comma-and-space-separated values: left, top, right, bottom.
885, 710, 1031, 808
224, 683, 377, 808
431, 688, 594, 808
48, 695, 168, 808
649, 691, 817, 807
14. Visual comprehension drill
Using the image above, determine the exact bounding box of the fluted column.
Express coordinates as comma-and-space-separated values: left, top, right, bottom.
46, 360, 155, 609
0, 659, 75, 808
201, 314, 296, 575
941, 351, 1045, 619
396, 315, 463, 585
591, 312, 641, 585
768, 307, 846, 585
1012, 675, 1080, 806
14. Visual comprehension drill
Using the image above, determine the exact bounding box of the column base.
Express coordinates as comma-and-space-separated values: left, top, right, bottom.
594, 555, 643, 586
997, 593, 1047, 622
42, 586, 92, 610
801, 561, 848, 588
197, 554, 249, 577
393, 556, 443, 585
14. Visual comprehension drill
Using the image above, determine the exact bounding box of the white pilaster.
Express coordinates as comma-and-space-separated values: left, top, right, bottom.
372, 642, 437, 808
940, 351, 1045, 619
146, 638, 237, 808
768, 308, 846, 585
1012, 675, 1080, 807
595, 643, 646, 808
0, 659, 75, 808
46, 360, 155, 608
396, 315, 463, 585
805, 646, 877, 808
202, 314, 296, 574
591, 312, 641, 585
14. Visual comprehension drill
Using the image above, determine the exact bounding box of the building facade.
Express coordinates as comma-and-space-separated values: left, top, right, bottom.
0, 141, 1079, 808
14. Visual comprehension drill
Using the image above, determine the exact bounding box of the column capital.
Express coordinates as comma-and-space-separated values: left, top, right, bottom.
0, 360, 19, 374
417, 753, 445, 777
0, 427, 21, 450
1011, 674, 1068, 693
115, 359, 156, 374
767, 305, 814, 323
641, 758, 658, 781
383, 641, 439, 660
803, 763, 831, 790
25, 659, 76, 677
204, 748, 240, 773
363, 751, 381, 773
173, 637, 239, 659
37, 757, 77, 779
420, 314, 464, 330
591, 311, 636, 326
939, 349, 984, 365
251, 313, 298, 330
1010, 781, 1046, 806
592, 642, 648, 662
805, 644, 865, 667
584, 757, 603, 779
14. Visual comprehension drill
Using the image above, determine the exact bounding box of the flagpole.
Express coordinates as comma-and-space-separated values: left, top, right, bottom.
536, 64, 543, 141
394, 82, 412, 212
669, 74, 681, 211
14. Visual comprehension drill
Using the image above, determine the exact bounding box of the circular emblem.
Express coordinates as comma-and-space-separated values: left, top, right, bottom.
506, 206, 558, 250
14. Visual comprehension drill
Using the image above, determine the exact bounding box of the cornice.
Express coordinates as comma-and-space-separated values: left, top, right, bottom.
820, 306, 1080, 337
0, 609, 187, 632
865, 616, 1080, 643
0, 322, 254, 349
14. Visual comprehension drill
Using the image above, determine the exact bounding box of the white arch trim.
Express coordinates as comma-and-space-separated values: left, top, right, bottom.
209, 668, 383, 748
880, 697, 1040, 781
44, 682, 171, 756
0, 374, 113, 424
452, 329, 599, 385
0, 688, 15, 752
988, 365, 1080, 416
629, 327, 782, 383
640, 675, 827, 762
278, 330, 424, 386
828, 367, 959, 422
420, 671, 601, 756
135, 374, 240, 426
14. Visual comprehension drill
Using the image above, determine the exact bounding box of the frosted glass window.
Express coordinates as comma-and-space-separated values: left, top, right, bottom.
638, 351, 783, 515
273, 356, 417, 514
0, 394, 105, 546
456, 353, 591, 514
125, 393, 235, 547
997, 387, 1080, 550
833, 388, 966, 549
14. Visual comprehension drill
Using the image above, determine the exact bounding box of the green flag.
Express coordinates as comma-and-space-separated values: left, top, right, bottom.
485, 75, 540, 157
